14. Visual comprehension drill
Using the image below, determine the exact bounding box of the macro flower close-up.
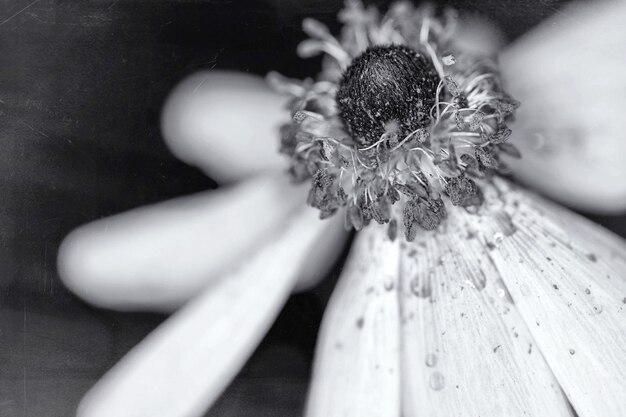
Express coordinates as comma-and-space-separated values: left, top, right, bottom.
45, 1, 626, 416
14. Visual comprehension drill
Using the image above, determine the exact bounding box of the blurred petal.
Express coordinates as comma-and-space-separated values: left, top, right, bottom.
501, 0, 626, 213
161, 70, 288, 183
400, 213, 573, 416
77, 206, 327, 417
294, 213, 350, 292
306, 224, 401, 417
58, 175, 304, 312
451, 179, 626, 417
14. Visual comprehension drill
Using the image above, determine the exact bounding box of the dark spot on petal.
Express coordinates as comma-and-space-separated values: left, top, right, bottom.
356, 317, 364, 329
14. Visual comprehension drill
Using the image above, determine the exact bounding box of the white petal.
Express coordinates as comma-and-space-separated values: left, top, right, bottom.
58, 175, 305, 311
460, 179, 626, 417
295, 213, 350, 292
161, 71, 288, 183
400, 213, 573, 416
501, 1, 626, 212
76, 206, 327, 417
533, 193, 626, 278
306, 224, 401, 417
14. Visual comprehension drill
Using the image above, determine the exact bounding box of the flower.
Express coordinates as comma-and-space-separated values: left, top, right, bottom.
57, 1, 626, 417
270, 5, 520, 240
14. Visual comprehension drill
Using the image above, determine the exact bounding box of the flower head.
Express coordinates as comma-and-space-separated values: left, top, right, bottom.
270, 2, 519, 241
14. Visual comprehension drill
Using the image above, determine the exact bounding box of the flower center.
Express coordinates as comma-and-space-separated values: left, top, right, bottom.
336, 45, 439, 146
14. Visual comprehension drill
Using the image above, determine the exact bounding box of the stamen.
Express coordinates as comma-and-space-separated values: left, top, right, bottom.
359, 134, 388, 151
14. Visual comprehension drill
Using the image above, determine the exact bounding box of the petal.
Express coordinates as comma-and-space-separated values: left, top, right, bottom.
400, 214, 573, 416
500, 1, 626, 213
76, 206, 327, 417
458, 179, 626, 417
294, 213, 350, 292
161, 70, 288, 183
305, 224, 401, 417
58, 175, 304, 312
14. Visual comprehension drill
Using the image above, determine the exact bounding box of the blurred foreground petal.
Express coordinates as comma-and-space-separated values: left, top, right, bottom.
58, 175, 304, 312
400, 215, 572, 416
161, 71, 288, 183
480, 180, 626, 417
77, 206, 327, 417
295, 213, 350, 292
306, 224, 401, 417
501, 0, 626, 213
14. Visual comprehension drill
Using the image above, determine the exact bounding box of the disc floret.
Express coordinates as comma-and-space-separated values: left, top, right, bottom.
269, 1, 520, 241
336, 45, 439, 146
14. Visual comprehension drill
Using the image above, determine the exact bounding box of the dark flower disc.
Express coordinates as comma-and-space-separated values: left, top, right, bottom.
336, 45, 440, 146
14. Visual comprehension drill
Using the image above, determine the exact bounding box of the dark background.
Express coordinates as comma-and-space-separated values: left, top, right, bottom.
1, 0, 623, 416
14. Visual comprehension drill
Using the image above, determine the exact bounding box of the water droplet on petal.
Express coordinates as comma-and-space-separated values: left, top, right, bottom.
425, 353, 437, 368
410, 274, 433, 298
494, 278, 514, 303
429, 371, 445, 391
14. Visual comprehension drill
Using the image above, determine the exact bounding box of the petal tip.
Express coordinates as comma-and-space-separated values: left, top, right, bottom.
160, 70, 288, 183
